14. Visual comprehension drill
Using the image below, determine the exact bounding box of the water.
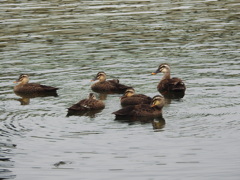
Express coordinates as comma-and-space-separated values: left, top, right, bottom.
1, 0, 240, 179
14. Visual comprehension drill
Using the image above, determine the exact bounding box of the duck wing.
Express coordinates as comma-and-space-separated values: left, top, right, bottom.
88, 100, 105, 109
132, 94, 152, 103
68, 99, 105, 111
25, 83, 59, 92
171, 78, 186, 90
159, 78, 185, 92
112, 105, 136, 116
113, 104, 152, 116
68, 99, 89, 111
131, 104, 154, 116
108, 79, 132, 93
121, 94, 152, 106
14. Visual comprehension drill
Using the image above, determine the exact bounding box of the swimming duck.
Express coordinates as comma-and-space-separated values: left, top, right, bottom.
14, 74, 59, 95
67, 93, 105, 116
91, 71, 132, 93
151, 63, 186, 98
120, 88, 152, 106
113, 95, 164, 117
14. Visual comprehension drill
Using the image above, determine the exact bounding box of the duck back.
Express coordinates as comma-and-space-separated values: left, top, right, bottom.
91, 80, 131, 93
68, 99, 105, 112
14, 83, 59, 93
158, 78, 186, 98
158, 78, 186, 92
121, 94, 152, 106
113, 104, 162, 117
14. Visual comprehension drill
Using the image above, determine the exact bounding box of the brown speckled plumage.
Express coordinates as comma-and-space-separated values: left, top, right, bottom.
113, 95, 164, 117
152, 63, 186, 98
68, 93, 105, 113
14, 74, 58, 94
91, 72, 132, 94
120, 88, 152, 106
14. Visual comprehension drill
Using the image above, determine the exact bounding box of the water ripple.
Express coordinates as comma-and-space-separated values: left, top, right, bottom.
0, 0, 240, 179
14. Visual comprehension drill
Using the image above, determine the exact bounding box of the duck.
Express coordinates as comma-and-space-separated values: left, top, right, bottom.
13, 74, 59, 95
67, 93, 105, 115
120, 88, 152, 106
151, 63, 186, 98
112, 95, 165, 117
91, 71, 132, 94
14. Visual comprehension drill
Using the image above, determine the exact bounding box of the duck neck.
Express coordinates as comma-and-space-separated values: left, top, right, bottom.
99, 76, 106, 82
22, 77, 29, 84
161, 71, 170, 80
18, 79, 29, 86
126, 92, 134, 97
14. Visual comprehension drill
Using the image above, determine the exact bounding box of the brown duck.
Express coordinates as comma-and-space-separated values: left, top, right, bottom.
151, 63, 186, 98
91, 72, 132, 93
14, 74, 59, 95
113, 95, 165, 117
120, 88, 152, 106
67, 93, 105, 115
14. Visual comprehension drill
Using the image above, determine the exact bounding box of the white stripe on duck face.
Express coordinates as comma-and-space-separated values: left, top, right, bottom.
159, 64, 170, 73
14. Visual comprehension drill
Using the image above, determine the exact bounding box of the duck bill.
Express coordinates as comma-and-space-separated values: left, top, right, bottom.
91, 77, 98, 82
151, 104, 156, 107
13, 80, 19, 83
151, 70, 159, 75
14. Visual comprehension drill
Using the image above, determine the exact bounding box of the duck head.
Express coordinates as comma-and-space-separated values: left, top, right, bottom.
151, 63, 170, 75
14, 74, 29, 85
124, 88, 135, 97
92, 72, 107, 82
88, 93, 96, 100
151, 95, 165, 108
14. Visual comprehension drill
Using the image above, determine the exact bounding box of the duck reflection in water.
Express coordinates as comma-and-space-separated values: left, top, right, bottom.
13, 74, 59, 105
152, 116, 166, 130
17, 96, 30, 105
67, 93, 105, 117
97, 93, 108, 101
15, 92, 58, 105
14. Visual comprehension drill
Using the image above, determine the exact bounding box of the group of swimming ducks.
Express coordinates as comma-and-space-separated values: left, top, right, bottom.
13, 63, 186, 119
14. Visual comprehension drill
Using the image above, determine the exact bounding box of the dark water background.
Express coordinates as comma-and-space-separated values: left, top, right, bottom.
1, 0, 240, 179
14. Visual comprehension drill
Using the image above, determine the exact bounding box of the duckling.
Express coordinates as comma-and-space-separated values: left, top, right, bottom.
91, 71, 132, 93
120, 88, 152, 106
151, 63, 186, 98
113, 95, 164, 117
14, 74, 59, 94
67, 93, 105, 115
